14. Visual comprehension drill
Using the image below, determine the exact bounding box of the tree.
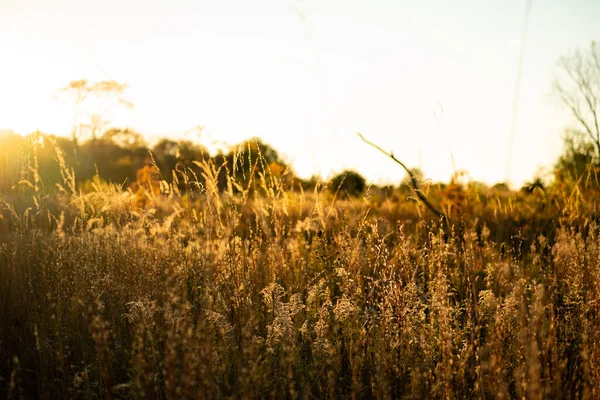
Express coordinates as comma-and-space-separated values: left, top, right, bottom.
554, 41, 600, 162
329, 170, 366, 198
100, 128, 146, 149
83, 114, 110, 144
152, 139, 180, 175
221, 138, 287, 192
55, 79, 90, 143
54, 79, 132, 143
554, 130, 596, 183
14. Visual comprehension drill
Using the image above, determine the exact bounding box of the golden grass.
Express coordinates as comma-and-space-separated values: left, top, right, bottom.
0, 144, 599, 399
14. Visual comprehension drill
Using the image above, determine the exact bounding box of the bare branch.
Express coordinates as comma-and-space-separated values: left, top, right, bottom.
556, 82, 596, 143
357, 132, 447, 222
554, 43, 600, 160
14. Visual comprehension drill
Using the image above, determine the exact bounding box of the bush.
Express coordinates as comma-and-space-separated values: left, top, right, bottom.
329, 170, 366, 197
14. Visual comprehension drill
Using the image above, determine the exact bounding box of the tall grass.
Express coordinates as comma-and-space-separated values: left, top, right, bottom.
0, 141, 599, 399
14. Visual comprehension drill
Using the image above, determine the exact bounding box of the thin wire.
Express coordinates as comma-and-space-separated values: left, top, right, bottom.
505, 0, 532, 184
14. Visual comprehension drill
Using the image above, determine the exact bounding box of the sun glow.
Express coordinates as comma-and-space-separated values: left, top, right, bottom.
1, 0, 599, 186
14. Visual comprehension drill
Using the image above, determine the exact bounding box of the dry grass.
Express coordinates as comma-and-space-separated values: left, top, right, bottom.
1, 144, 599, 399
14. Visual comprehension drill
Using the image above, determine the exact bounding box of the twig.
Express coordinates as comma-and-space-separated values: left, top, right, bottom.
357, 132, 447, 222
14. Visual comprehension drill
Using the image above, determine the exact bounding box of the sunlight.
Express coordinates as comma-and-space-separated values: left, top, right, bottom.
3, 2, 600, 397
0, 0, 598, 187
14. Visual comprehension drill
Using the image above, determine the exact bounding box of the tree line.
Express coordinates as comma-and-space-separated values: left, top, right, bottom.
0, 124, 598, 200
1, 41, 599, 199
0, 128, 370, 197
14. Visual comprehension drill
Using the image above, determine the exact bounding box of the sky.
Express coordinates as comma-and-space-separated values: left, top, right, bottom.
1, 0, 599, 187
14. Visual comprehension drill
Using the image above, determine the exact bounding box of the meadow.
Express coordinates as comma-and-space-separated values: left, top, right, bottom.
1, 133, 599, 399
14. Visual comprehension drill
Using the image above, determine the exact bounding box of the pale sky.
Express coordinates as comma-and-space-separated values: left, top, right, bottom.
1, 0, 599, 186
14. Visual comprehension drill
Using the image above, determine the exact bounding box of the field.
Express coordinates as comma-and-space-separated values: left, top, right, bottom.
1, 137, 600, 399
